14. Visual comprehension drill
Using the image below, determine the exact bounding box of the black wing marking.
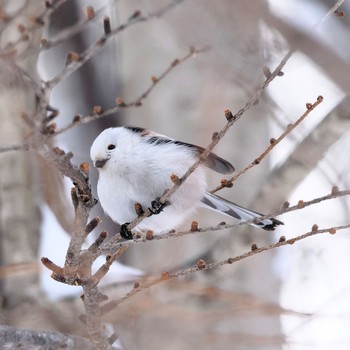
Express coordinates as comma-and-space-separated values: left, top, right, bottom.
145, 135, 235, 175
125, 126, 150, 136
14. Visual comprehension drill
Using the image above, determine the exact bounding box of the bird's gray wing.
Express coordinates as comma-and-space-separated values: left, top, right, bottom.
146, 133, 235, 174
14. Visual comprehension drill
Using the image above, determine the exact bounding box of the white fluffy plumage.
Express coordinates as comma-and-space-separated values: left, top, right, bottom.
90, 126, 283, 239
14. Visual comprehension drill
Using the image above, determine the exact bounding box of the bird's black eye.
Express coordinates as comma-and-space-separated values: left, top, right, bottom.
107, 144, 116, 150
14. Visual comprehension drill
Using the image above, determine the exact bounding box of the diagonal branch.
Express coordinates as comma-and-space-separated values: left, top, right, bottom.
54, 46, 208, 135
97, 221, 350, 319
211, 96, 324, 193
45, 0, 186, 89
103, 188, 350, 251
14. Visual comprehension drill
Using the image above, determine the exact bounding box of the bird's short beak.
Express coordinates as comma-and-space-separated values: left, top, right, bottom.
94, 158, 109, 168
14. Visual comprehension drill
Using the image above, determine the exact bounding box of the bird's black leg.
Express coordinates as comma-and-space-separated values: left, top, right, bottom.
120, 223, 133, 240
149, 197, 169, 215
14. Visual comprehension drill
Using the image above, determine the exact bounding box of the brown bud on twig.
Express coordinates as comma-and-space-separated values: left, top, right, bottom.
171, 59, 180, 67
170, 174, 181, 185
103, 16, 111, 35
329, 228, 336, 235
282, 201, 290, 209
224, 109, 234, 121
279, 236, 286, 242
46, 123, 56, 134
115, 97, 125, 106
311, 224, 318, 232
270, 138, 276, 144
253, 158, 260, 165
220, 179, 233, 188
79, 162, 90, 177
151, 76, 158, 83
306, 102, 313, 110
317, 95, 324, 101
73, 115, 82, 123
251, 243, 258, 251
297, 200, 305, 209
331, 185, 339, 195
191, 221, 199, 232
129, 10, 142, 20
134, 202, 144, 217
85, 6, 95, 19
197, 259, 206, 269
161, 271, 170, 279
227, 258, 234, 264
41, 257, 62, 274
134, 281, 140, 289
66, 52, 80, 65
85, 217, 101, 235
52, 146, 65, 156
277, 71, 284, 77
212, 131, 219, 140
146, 230, 154, 240
93, 105, 103, 114
90, 231, 108, 250
334, 10, 345, 17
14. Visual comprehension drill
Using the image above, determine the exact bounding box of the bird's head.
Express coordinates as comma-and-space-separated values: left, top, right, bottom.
90, 127, 121, 170
90, 126, 148, 170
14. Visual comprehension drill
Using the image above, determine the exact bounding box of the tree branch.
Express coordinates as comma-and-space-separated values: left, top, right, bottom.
54, 45, 208, 135
45, 0, 186, 89
0, 324, 95, 350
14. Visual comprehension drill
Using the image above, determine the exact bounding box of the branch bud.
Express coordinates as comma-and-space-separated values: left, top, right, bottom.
197, 259, 206, 269
85, 6, 95, 19
191, 221, 199, 232
224, 109, 234, 121
146, 230, 154, 240
103, 16, 111, 35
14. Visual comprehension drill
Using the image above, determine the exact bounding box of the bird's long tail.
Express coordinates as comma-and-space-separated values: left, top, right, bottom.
201, 192, 283, 231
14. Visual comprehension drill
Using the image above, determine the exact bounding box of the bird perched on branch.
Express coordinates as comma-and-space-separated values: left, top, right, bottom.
90, 126, 283, 239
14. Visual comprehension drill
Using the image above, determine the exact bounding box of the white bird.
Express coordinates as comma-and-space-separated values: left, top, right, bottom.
90, 126, 283, 239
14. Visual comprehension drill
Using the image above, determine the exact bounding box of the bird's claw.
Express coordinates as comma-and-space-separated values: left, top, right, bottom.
149, 197, 169, 215
120, 223, 133, 240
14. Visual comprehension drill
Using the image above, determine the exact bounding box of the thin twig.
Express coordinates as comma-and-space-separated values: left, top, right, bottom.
0, 144, 29, 153
45, 0, 186, 89
120, 50, 293, 235
318, 0, 345, 24
97, 222, 350, 319
54, 46, 208, 135
114, 0, 345, 236
0, 0, 67, 56
103, 189, 350, 251
40, 7, 105, 51
211, 96, 324, 193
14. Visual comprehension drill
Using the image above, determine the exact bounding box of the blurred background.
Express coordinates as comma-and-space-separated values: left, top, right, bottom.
1, 0, 350, 349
